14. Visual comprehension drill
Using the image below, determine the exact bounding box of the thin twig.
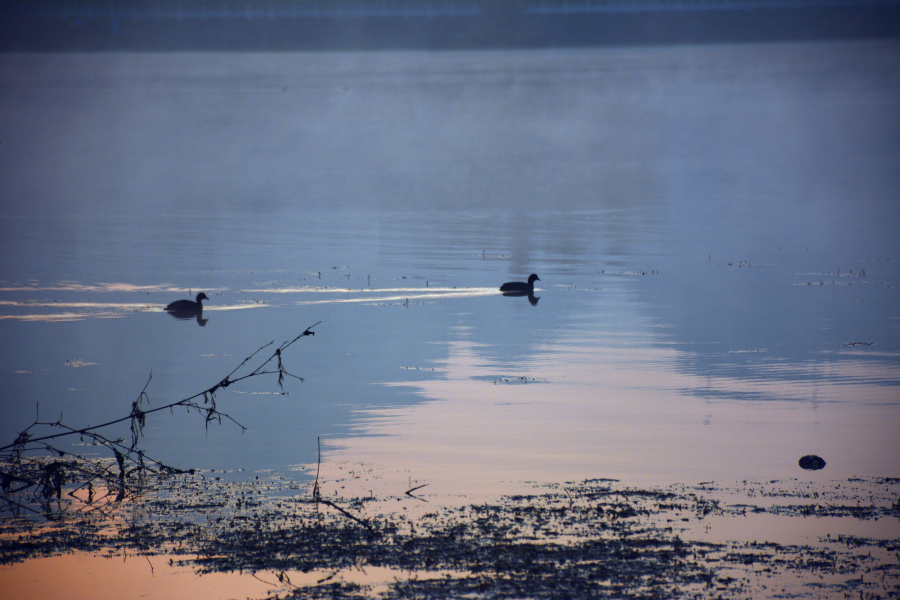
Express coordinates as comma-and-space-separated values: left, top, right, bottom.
405, 484, 429, 496
0, 323, 319, 453
317, 498, 374, 531
313, 436, 321, 500
1, 325, 320, 517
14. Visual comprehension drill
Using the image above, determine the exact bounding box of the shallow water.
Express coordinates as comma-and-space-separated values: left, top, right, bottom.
1, 42, 899, 501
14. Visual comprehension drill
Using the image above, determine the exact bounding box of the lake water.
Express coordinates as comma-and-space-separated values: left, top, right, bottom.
1, 41, 899, 503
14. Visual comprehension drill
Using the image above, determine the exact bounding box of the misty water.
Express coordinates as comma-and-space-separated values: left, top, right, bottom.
1, 41, 898, 499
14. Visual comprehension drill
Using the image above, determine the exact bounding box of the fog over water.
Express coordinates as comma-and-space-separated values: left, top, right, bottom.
0, 41, 898, 494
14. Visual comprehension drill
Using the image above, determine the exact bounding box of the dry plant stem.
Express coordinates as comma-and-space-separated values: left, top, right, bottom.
1, 324, 320, 518
310, 435, 372, 530
405, 483, 428, 496
0, 322, 320, 454
314, 436, 321, 500
315, 498, 374, 532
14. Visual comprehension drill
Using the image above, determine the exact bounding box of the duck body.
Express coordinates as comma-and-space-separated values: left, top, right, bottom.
166, 292, 209, 312
500, 274, 540, 293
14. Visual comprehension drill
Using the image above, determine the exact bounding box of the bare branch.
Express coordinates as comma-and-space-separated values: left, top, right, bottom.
0, 324, 320, 518
0, 324, 318, 453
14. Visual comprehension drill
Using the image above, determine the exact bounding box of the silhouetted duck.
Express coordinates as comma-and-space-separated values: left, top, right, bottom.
166, 292, 208, 313
500, 274, 540, 293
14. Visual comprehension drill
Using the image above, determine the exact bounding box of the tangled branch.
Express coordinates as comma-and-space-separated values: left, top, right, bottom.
0, 322, 320, 519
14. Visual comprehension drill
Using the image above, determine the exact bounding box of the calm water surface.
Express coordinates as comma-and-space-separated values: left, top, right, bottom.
1, 42, 899, 500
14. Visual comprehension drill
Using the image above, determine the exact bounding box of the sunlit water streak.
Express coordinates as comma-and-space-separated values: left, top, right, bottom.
0, 299, 265, 321
0, 284, 501, 320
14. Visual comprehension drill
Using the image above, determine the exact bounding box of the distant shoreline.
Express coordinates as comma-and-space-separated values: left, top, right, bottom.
2, 0, 899, 52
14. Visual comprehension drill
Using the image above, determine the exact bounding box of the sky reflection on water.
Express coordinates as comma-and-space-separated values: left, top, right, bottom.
331, 339, 900, 496
0, 42, 898, 494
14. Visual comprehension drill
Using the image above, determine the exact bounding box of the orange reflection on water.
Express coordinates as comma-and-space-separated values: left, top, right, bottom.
0, 552, 277, 600
0, 551, 458, 600
322, 341, 900, 498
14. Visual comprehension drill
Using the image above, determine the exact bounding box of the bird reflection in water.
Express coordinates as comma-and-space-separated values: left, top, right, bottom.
500, 274, 540, 306
165, 292, 209, 326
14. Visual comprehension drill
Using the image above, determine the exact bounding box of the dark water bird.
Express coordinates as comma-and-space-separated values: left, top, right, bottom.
500, 274, 540, 293
798, 455, 826, 471
166, 292, 209, 313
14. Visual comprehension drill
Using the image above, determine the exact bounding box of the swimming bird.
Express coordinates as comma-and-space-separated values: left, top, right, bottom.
500, 274, 540, 293
166, 292, 209, 312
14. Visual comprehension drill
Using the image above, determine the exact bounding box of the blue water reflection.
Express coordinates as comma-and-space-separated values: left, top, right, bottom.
0, 43, 898, 489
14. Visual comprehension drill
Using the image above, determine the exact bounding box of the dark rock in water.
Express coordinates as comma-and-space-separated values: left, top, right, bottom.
799, 455, 826, 470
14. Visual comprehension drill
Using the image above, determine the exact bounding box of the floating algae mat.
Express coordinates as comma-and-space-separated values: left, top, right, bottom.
2, 463, 898, 599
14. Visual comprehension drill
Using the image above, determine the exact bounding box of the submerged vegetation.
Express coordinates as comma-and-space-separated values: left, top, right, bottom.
1, 325, 898, 599
1, 465, 898, 599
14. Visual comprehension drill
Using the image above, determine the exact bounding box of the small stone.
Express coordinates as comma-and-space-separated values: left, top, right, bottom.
798, 455, 826, 471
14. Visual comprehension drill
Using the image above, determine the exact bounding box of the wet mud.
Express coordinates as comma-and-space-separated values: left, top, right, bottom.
1, 463, 898, 599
